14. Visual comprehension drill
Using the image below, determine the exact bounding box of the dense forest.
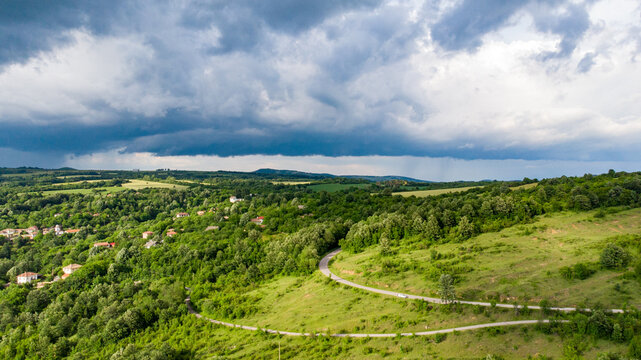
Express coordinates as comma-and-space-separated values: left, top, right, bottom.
1, 168, 641, 359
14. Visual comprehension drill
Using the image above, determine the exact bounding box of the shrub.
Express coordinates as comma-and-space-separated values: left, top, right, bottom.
559, 262, 596, 280
600, 244, 630, 269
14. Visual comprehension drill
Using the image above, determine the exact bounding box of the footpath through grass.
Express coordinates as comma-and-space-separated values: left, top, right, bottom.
193, 273, 624, 359
331, 208, 641, 309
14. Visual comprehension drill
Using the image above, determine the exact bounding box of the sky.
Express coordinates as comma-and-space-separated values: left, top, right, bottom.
1, 0, 640, 181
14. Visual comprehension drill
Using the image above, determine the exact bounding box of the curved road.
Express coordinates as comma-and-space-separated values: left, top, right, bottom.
185, 296, 564, 337
320, 248, 624, 314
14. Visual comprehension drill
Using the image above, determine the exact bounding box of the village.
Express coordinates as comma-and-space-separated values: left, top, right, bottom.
1, 195, 266, 289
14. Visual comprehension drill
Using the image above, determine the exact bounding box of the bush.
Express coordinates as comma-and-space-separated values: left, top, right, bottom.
600, 244, 630, 269
560, 262, 596, 280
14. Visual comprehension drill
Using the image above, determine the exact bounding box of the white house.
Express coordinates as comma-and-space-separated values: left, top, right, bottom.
62, 264, 82, 275
17, 272, 40, 284
229, 196, 244, 203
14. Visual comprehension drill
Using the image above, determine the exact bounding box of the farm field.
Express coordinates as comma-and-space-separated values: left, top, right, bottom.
39, 179, 187, 195
272, 181, 312, 185
52, 179, 109, 186
510, 182, 539, 191
391, 186, 481, 197
331, 208, 641, 309
308, 183, 370, 192
122, 179, 188, 190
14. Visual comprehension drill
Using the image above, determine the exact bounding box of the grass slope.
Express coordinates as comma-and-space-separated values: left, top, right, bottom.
331, 208, 641, 309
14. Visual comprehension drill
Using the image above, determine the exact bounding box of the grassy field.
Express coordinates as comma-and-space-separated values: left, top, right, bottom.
272, 181, 312, 185
510, 183, 539, 191
122, 179, 187, 190
195, 273, 623, 359
308, 183, 370, 192
204, 274, 551, 335
391, 186, 481, 197
331, 208, 641, 309
39, 179, 187, 195
52, 179, 108, 186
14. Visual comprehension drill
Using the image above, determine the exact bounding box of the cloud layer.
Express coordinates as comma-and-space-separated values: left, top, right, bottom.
1, 0, 640, 176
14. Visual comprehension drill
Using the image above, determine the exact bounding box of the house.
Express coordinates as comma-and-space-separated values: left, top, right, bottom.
144, 240, 158, 249
93, 242, 115, 248
166, 229, 177, 237
62, 264, 82, 275
54, 224, 64, 236
250, 216, 265, 225
197, 210, 206, 216
65, 229, 80, 234
205, 225, 219, 231
175, 212, 189, 218
298, 205, 306, 210
17, 272, 40, 284
229, 196, 244, 203
142, 231, 154, 239
22, 226, 39, 239
0, 229, 18, 239
54, 213, 62, 217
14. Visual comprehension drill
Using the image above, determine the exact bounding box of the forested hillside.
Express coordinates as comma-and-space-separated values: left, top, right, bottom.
1, 169, 641, 359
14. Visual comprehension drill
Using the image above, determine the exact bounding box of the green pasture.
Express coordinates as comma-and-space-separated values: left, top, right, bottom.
331, 208, 641, 309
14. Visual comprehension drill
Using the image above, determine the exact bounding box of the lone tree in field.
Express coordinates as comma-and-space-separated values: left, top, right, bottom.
438, 274, 456, 304
600, 243, 630, 269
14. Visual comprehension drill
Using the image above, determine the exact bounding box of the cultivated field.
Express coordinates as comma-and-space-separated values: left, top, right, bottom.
331, 208, 641, 308
272, 181, 312, 185
122, 179, 188, 190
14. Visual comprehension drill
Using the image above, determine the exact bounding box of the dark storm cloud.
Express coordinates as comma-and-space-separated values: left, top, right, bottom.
181, 0, 383, 53
430, 0, 529, 51
430, 0, 591, 59
0, 0, 131, 65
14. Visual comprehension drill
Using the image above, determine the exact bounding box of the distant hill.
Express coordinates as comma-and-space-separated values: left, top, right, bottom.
252, 168, 430, 183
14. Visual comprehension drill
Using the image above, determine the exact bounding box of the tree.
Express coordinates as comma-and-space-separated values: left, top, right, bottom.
600, 244, 630, 269
438, 274, 456, 304
425, 215, 440, 242
457, 216, 474, 240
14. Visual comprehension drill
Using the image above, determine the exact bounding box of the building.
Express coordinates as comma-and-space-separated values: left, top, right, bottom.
93, 242, 115, 248
197, 210, 206, 216
65, 229, 81, 234
205, 225, 219, 231
166, 229, 177, 237
229, 196, 244, 203
142, 231, 154, 239
144, 240, 158, 249
250, 216, 265, 225
17, 272, 40, 284
62, 264, 82, 275
175, 212, 189, 218
0, 229, 19, 239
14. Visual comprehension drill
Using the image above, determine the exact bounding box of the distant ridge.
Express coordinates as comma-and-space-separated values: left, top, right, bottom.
252, 168, 430, 183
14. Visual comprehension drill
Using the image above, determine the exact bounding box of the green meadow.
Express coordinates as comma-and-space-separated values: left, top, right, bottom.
331, 208, 641, 309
